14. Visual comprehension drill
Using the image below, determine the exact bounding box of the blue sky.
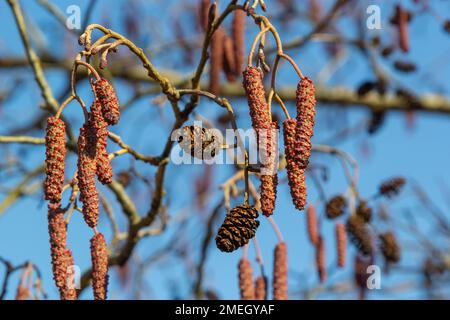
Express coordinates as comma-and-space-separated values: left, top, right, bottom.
0, 0, 449, 299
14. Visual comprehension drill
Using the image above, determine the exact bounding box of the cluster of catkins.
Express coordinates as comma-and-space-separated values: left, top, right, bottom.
44, 75, 119, 300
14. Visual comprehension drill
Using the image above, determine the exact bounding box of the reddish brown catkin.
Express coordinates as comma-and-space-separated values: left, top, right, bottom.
316, 236, 326, 283
223, 35, 236, 82
398, 5, 409, 53
254, 275, 267, 300
44, 117, 66, 203
336, 222, 347, 268
91, 101, 113, 185
238, 258, 255, 300
232, 9, 245, 76
93, 78, 120, 125
283, 119, 307, 210
48, 203, 77, 300
260, 122, 279, 216
295, 77, 316, 169
77, 123, 99, 228
90, 233, 109, 300
198, 0, 210, 31
306, 205, 319, 245
273, 242, 288, 300
209, 27, 225, 95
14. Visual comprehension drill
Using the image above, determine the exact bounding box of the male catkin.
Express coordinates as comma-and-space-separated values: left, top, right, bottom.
273, 242, 288, 300
238, 258, 255, 300
336, 222, 347, 268
93, 78, 120, 125
90, 233, 109, 300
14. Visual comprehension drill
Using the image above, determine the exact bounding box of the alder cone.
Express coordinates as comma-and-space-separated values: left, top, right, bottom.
306, 205, 319, 245
177, 125, 220, 160
283, 119, 307, 210
77, 123, 99, 228
294, 77, 316, 169
379, 232, 401, 264
238, 258, 255, 300
215, 204, 259, 253
356, 200, 372, 223
44, 117, 66, 203
326, 195, 347, 219
254, 275, 267, 300
379, 176, 406, 198
346, 215, 373, 256
335, 222, 347, 268
316, 236, 326, 283
209, 27, 225, 95
48, 203, 77, 300
232, 9, 245, 76
93, 78, 120, 125
90, 233, 109, 300
273, 242, 288, 300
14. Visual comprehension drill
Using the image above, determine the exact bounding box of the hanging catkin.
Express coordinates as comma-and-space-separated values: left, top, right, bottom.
48, 203, 77, 300
232, 9, 245, 76
283, 119, 307, 210
198, 0, 210, 31
209, 27, 225, 95
260, 122, 279, 216
215, 204, 260, 253
316, 236, 326, 283
77, 123, 99, 228
238, 258, 255, 300
222, 35, 236, 82
294, 77, 316, 169
90, 101, 113, 185
306, 205, 319, 245
397, 5, 409, 53
93, 78, 120, 125
44, 117, 66, 203
335, 222, 347, 268
273, 242, 288, 300
254, 275, 267, 300
90, 233, 109, 300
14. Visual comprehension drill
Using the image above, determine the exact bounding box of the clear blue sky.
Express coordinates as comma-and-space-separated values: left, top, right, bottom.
0, 0, 449, 299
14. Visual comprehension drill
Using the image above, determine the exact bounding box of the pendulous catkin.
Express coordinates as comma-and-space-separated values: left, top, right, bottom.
283, 119, 307, 210
44, 117, 66, 203
254, 275, 267, 300
273, 242, 288, 300
198, 0, 210, 31
242, 67, 271, 131
346, 215, 373, 256
306, 205, 319, 245
294, 77, 316, 169
397, 5, 409, 53
379, 232, 401, 264
90, 233, 109, 300
93, 78, 120, 125
48, 203, 77, 300
209, 27, 225, 95
77, 123, 99, 228
222, 35, 236, 82
326, 195, 347, 219
335, 222, 347, 268
232, 9, 245, 76
315, 236, 326, 283
215, 204, 260, 253
238, 258, 255, 300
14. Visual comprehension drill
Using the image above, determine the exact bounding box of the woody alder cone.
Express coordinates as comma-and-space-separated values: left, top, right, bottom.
93, 78, 120, 125
379, 177, 406, 198
48, 203, 77, 300
356, 200, 372, 223
283, 119, 307, 210
90, 233, 109, 300
238, 258, 255, 300
273, 242, 288, 300
44, 117, 66, 203
326, 195, 347, 219
379, 232, 401, 263
215, 204, 259, 253
295, 77, 316, 169
346, 215, 373, 256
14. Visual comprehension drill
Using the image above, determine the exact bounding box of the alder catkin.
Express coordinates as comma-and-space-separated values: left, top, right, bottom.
316, 236, 326, 283
335, 222, 347, 268
90, 233, 109, 300
232, 9, 245, 76
254, 275, 267, 300
379, 231, 401, 264
93, 78, 120, 125
215, 204, 260, 253
294, 77, 316, 169
346, 215, 373, 256
209, 27, 225, 95
198, 0, 210, 31
77, 123, 99, 228
238, 258, 255, 300
306, 205, 319, 245
283, 119, 307, 210
222, 35, 236, 82
48, 203, 77, 300
398, 5, 409, 53
44, 117, 66, 203
273, 242, 288, 300
15, 285, 30, 300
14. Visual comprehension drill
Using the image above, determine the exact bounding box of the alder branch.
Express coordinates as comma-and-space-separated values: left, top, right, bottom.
0, 136, 45, 145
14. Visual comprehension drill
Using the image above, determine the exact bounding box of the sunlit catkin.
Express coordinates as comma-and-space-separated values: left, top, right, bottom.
306, 205, 319, 245
90, 233, 109, 300
209, 27, 225, 95
273, 242, 288, 300
93, 78, 120, 125
232, 9, 245, 76
294, 77, 316, 169
48, 203, 77, 300
255, 275, 267, 300
44, 117, 66, 203
260, 122, 279, 216
316, 236, 326, 283
238, 258, 255, 300
336, 222, 347, 268
91, 101, 112, 185
283, 119, 307, 210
